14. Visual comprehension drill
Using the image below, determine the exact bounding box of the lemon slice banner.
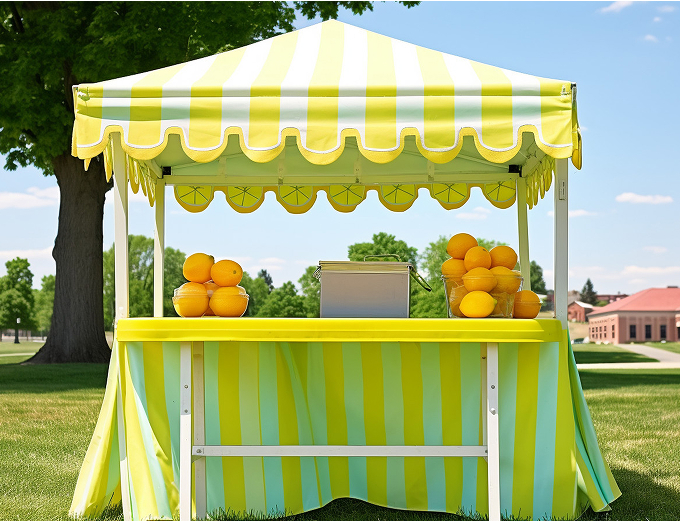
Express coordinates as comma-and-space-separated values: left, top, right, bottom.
223, 186, 264, 213
328, 184, 366, 212
430, 183, 469, 210
174, 185, 214, 213
378, 184, 417, 211
277, 185, 316, 214
483, 180, 516, 209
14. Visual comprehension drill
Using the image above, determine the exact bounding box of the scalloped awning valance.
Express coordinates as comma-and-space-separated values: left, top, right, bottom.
72, 20, 580, 213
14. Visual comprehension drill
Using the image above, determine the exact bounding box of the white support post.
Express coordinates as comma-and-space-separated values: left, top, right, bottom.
486, 342, 501, 521
179, 342, 192, 521
154, 178, 165, 317
554, 159, 569, 328
112, 134, 129, 325
516, 177, 531, 291
116, 362, 133, 521
193, 342, 206, 520
480, 344, 487, 459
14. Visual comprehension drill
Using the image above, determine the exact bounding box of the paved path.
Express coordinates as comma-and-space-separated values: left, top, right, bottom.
0, 352, 34, 358
577, 343, 680, 370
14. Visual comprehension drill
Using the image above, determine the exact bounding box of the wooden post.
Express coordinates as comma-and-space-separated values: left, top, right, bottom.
112, 134, 129, 325
554, 159, 569, 327
154, 178, 165, 317
179, 342, 192, 521
516, 177, 531, 291
486, 342, 500, 521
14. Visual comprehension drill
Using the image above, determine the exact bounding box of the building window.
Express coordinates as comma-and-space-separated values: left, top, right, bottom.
645, 324, 652, 340
612, 325, 615, 336
630, 324, 636, 339
661, 324, 667, 340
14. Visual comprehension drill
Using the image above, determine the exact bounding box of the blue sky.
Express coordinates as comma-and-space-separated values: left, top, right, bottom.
1, 1, 679, 295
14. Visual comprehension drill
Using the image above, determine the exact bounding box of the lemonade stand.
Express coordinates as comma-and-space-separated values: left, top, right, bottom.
69, 21, 619, 521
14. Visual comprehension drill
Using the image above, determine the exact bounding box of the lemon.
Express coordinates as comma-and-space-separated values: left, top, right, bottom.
459, 291, 497, 318
464, 246, 492, 271
490, 245, 518, 270
462, 267, 497, 292
210, 287, 249, 317
183, 253, 215, 283
173, 282, 209, 317
446, 233, 478, 259
211, 260, 243, 287
513, 290, 542, 319
489, 266, 522, 294
441, 258, 466, 279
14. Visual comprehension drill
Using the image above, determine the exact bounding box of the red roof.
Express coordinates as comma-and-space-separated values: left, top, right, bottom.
589, 287, 680, 315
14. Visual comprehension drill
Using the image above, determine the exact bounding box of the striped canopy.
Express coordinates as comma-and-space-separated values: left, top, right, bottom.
72, 20, 581, 213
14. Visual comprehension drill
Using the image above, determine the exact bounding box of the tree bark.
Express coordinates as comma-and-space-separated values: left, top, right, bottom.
26, 153, 111, 363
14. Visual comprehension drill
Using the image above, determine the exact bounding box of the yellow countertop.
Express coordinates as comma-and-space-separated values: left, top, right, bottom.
116, 317, 564, 343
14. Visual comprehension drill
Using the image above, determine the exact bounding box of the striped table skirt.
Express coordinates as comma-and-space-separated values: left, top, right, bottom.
70, 329, 619, 520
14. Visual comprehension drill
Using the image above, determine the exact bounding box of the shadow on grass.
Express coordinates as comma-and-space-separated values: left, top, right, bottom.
0, 362, 109, 393
572, 351, 653, 365
578, 370, 680, 391
579, 467, 680, 521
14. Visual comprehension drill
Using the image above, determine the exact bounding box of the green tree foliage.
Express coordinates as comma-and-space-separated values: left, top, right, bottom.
33, 275, 55, 334
256, 281, 306, 318
258, 269, 275, 292
103, 235, 186, 328
530, 260, 548, 295
0, 258, 36, 331
1, 1, 418, 361
580, 278, 598, 305
298, 266, 321, 318
348, 232, 418, 266
239, 272, 272, 317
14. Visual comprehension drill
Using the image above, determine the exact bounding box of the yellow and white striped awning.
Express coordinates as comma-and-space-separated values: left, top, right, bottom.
72, 20, 580, 213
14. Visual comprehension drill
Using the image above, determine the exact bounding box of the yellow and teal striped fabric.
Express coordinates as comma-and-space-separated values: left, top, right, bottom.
70, 334, 619, 520
72, 20, 580, 169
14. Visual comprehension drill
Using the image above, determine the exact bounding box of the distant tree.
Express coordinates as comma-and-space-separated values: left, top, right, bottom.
33, 275, 55, 336
103, 235, 186, 328
256, 281, 306, 318
348, 232, 418, 266
298, 266, 321, 318
530, 260, 547, 295
477, 238, 507, 252
0, 258, 36, 336
258, 269, 274, 293
239, 272, 271, 317
580, 278, 598, 305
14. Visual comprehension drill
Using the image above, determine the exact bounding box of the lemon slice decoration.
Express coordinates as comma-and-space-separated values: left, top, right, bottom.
225, 186, 264, 213
328, 184, 366, 212
174, 185, 214, 213
277, 185, 316, 214
379, 184, 417, 211
430, 183, 469, 210
483, 180, 516, 209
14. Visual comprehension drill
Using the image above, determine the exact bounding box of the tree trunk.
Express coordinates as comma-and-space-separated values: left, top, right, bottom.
26, 153, 111, 363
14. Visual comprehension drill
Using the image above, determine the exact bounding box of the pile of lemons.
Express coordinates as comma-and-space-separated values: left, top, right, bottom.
173, 253, 249, 317
442, 233, 541, 319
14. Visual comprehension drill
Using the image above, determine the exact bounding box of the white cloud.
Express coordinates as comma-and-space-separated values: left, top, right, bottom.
455, 206, 491, 220
0, 186, 59, 209
653, 16, 662, 22
622, 265, 680, 275
0, 247, 53, 262
615, 192, 673, 204
600, 1, 633, 13
643, 34, 659, 43
547, 209, 596, 218
630, 278, 647, 285
643, 246, 667, 254
658, 5, 676, 13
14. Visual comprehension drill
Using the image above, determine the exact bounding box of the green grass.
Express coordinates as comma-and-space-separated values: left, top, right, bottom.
1, 359, 679, 520
571, 343, 656, 364
643, 342, 680, 355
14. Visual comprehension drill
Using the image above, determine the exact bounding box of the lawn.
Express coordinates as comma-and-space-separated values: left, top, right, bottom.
644, 342, 680, 355
571, 342, 655, 364
1, 349, 679, 521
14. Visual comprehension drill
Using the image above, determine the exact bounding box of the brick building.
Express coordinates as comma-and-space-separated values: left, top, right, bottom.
587, 287, 680, 344
567, 301, 594, 322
